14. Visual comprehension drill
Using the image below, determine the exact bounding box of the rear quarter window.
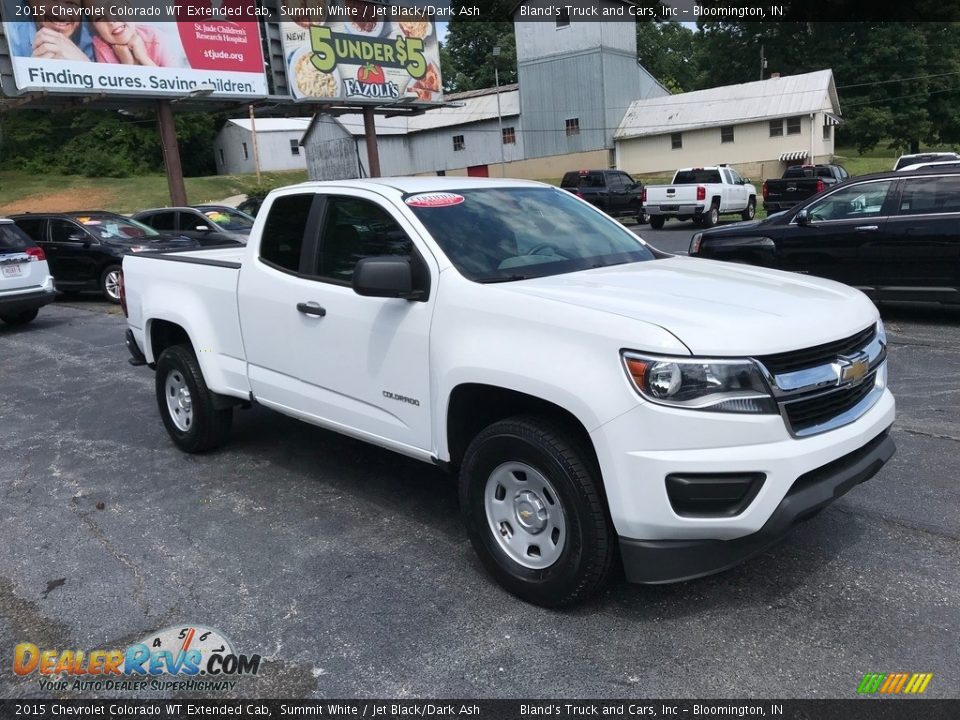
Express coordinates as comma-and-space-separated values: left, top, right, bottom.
0, 223, 34, 252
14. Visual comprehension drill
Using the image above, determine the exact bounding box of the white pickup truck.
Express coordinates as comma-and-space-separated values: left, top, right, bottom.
122, 178, 895, 607
644, 166, 758, 229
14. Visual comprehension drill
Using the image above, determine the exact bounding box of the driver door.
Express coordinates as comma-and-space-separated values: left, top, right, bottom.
778, 179, 898, 286
238, 190, 437, 455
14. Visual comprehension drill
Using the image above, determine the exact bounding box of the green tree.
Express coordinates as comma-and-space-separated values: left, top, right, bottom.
441, 1, 516, 92
636, 21, 698, 92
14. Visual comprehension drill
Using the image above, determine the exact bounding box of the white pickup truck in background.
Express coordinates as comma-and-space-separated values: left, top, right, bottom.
122, 178, 894, 607
643, 166, 758, 229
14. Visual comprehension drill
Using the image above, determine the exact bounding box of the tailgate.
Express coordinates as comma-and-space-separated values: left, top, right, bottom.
645, 186, 699, 204
765, 179, 818, 201
0, 251, 44, 292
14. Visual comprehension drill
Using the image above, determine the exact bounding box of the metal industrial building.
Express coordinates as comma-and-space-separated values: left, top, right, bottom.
302, 1, 669, 180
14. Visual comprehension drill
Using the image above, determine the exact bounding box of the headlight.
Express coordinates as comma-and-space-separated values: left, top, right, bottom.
876, 318, 886, 347
622, 352, 777, 413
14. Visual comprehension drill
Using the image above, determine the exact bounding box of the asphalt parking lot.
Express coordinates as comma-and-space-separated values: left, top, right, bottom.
1, 288, 958, 700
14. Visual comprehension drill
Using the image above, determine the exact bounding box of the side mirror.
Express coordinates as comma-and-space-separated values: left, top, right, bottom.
352, 256, 422, 300
795, 209, 811, 226
194, 225, 211, 232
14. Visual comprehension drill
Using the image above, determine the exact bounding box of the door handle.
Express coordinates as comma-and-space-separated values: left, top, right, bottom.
296, 302, 326, 317
855, 225, 879, 231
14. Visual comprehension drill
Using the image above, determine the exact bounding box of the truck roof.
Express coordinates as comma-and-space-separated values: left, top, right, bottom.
278, 177, 550, 195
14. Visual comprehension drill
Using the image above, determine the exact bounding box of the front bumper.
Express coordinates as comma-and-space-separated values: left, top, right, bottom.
619, 429, 895, 583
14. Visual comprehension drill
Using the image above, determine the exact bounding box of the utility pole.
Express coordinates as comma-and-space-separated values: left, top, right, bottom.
760, 44, 766, 81
493, 46, 506, 177
249, 104, 262, 185
157, 100, 187, 206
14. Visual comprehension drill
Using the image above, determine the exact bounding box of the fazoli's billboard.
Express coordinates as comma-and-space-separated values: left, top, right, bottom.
0, 0, 268, 98
279, 0, 442, 104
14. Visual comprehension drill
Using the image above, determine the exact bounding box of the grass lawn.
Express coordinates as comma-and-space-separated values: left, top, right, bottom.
0, 169, 308, 215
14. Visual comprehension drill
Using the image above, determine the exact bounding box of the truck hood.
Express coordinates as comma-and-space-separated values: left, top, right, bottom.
500, 257, 877, 356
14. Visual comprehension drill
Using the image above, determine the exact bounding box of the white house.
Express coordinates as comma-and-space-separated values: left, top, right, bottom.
214, 118, 312, 175
615, 70, 842, 180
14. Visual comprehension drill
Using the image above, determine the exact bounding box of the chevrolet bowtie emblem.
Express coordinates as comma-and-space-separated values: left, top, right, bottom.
839, 353, 870, 383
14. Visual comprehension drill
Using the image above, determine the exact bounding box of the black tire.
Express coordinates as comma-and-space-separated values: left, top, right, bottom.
636, 212, 647, 225
0, 308, 38, 325
702, 203, 720, 228
459, 415, 615, 607
649, 216, 665, 230
155, 344, 232, 453
741, 197, 756, 221
100, 264, 122, 304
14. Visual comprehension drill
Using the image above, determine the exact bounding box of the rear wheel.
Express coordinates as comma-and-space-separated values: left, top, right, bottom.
741, 197, 757, 221
155, 344, 232, 453
100, 264, 122, 304
649, 216, 665, 230
459, 415, 615, 607
702, 204, 720, 228
0, 309, 38, 325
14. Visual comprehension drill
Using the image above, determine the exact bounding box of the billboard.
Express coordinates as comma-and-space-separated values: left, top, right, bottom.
279, 0, 442, 104
0, 0, 268, 99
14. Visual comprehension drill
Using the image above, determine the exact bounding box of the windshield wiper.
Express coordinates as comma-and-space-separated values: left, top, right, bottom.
477, 273, 536, 283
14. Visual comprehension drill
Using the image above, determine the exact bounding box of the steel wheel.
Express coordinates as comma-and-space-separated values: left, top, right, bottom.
164, 368, 193, 432
484, 461, 567, 570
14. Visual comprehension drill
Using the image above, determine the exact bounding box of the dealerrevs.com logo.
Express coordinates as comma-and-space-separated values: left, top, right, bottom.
857, 672, 934, 695
14, 625, 261, 693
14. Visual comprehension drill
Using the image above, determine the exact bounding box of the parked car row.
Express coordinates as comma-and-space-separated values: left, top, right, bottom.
2, 205, 255, 308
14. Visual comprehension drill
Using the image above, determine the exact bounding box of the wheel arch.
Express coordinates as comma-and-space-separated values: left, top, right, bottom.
444, 383, 601, 477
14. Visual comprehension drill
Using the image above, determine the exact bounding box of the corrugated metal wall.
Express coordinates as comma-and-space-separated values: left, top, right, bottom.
518, 52, 607, 159
304, 116, 363, 180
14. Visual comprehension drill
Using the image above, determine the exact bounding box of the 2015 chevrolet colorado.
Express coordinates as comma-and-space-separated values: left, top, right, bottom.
122, 178, 896, 607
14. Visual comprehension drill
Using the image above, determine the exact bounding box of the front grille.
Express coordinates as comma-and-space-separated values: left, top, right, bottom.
758, 325, 876, 375
783, 373, 877, 434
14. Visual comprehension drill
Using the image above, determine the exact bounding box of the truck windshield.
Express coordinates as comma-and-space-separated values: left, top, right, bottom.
673, 170, 722, 184
407, 187, 655, 283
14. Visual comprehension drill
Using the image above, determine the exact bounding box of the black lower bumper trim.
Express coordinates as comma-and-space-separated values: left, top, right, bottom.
620, 428, 896, 584
0, 287, 56, 316
125, 329, 147, 366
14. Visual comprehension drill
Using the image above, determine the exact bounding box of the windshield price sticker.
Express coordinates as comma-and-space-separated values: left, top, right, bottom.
405, 193, 465, 208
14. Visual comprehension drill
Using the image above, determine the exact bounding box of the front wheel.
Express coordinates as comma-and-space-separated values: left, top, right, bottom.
0, 308, 38, 325
741, 197, 756, 221
635, 211, 647, 225
649, 216, 665, 230
459, 415, 615, 607
100, 264, 122, 304
155, 344, 233, 453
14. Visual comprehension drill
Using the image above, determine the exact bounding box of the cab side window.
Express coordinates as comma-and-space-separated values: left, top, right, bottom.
808, 180, 894, 221
260, 194, 314, 273
145, 212, 177, 232
49, 220, 85, 243
316, 197, 412, 284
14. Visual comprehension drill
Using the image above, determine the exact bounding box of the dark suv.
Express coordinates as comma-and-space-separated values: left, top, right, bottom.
690, 166, 960, 305
560, 170, 646, 224
10, 212, 196, 303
